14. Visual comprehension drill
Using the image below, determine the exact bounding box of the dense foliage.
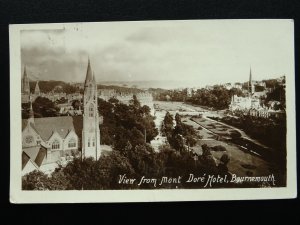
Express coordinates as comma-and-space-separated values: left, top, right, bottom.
22, 96, 59, 118
161, 112, 198, 152
98, 95, 158, 149
30, 81, 80, 94
155, 86, 244, 110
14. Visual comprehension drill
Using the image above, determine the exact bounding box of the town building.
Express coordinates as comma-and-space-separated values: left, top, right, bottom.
22, 59, 102, 175
228, 68, 285, 119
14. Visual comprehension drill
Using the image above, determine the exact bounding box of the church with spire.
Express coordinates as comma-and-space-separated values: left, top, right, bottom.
22, 59, 102, 175
229, 67, 261, 111
21, 66, 41, 103
82, 59, 101, 160
21, 66, 31, 103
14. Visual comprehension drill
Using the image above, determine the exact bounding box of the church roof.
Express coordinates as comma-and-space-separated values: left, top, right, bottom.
22, 116, 83, 141
22, 145, 47, 169
23, 146, 41, 161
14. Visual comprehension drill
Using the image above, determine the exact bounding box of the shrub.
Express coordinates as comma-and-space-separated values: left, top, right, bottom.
211, 145, 227, 152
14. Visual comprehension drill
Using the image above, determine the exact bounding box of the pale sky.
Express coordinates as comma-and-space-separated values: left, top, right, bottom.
21, 20, 294, 88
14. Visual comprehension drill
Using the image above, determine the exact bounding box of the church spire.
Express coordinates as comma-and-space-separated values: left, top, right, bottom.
24, 65, 27, 78
84, 58, 93, 87
22, 65, 30, 95
248, 67, 253, 96
28, 95, 34, 124
34, 81, 40, 96
92, 71, 95, 82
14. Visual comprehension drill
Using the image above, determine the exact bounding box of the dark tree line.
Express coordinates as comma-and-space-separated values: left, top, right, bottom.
156, 86, 244, 110
29, 81, 81, 94
22, 96, 60, 119
98, 95, 158, 149
162, 112, 198, 152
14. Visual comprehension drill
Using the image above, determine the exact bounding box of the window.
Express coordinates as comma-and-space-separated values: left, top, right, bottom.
92, 137, 95, 147
68, 138, 76, 148
89, 104, 94, 117
88, 138, 90, 147
52, 139, 60, 150
37, 140, 41, 145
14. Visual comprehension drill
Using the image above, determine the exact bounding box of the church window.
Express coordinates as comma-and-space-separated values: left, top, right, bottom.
89, 104, 94, 117
92, 137, 95, 147
68, 138, 76, 148
52, 139, 60, 150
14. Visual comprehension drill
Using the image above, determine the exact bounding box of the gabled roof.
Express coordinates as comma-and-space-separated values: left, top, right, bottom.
23, 146, 41, 161
22, 145, 48, 170
22, 151, 30, 169
22, 116, 83, 141
34, 147, 47, 167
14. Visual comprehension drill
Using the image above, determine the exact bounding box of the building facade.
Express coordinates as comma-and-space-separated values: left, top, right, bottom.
22, 59, 102, 175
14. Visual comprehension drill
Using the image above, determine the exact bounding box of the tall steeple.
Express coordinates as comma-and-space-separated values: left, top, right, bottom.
22, 66, 30, 95
34, 81, 41, 96
248, 67, 254, 96
82, 58, 101, 160
84, 57, 93, 87
28, 95, 34, 124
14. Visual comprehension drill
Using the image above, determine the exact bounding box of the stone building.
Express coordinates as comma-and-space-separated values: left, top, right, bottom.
22, 59, 102, 175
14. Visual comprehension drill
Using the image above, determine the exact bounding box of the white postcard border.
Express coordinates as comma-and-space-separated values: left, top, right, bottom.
9, 20, 297, 203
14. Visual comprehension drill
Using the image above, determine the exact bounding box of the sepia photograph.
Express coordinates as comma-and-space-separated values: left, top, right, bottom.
10, 19, 297, 202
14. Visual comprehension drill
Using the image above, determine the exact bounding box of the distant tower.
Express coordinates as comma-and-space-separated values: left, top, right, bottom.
22, 66, 30, 95
34, 81, 41, 96
28, 95, 34, 124
82, 59, 101, 160
248, 67, 254, 96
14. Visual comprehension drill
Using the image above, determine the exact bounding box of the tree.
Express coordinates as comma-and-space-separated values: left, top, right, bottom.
33, 96, 59, 117
218, 153, 231, 176
72, 100, 81, 110
22, 170, 49, 190
162, 111, 174, 135
22, 169, 70, 190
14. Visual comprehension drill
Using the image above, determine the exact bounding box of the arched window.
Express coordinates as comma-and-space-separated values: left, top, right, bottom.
88, 138, 90, 147
92, 137, 95, 147
89, 104, 94, 117
68, 138, 76, 148
52, 139, 60, 150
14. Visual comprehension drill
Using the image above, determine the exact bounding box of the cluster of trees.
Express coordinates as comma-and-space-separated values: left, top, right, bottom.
264, 85, 286, 109
161, 112, 198, 152
155, 86, 244, 110
22, 143, 235, 190
187, 86, 232, 109
29, 81, 81, 94
98, 95, 158, 149
22, 96, 59, 119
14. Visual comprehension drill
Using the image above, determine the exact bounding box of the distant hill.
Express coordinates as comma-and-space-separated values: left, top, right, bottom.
29, 80, 80, 94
